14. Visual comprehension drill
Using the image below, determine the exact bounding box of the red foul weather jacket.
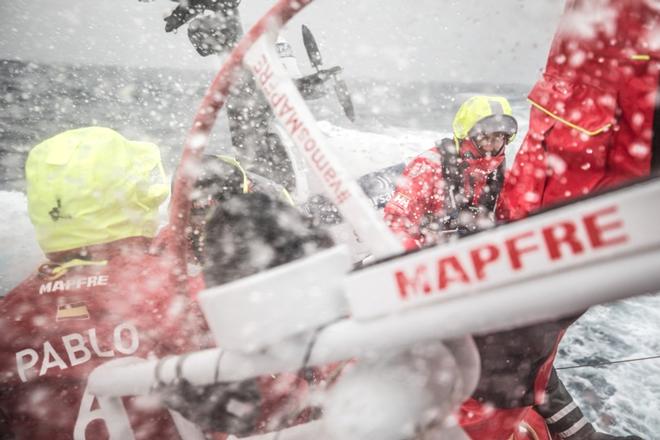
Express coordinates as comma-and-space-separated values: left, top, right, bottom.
0, 236, 210, 439
497, 0, 660, 221
384, 138, 505, 250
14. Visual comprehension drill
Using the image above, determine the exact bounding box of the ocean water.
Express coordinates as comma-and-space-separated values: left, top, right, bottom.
0, 59, 528, 191
0, 60, 215, 191
1, 59, 657, 438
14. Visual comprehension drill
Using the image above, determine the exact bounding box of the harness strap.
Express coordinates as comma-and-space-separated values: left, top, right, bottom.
40, 259, 108, 280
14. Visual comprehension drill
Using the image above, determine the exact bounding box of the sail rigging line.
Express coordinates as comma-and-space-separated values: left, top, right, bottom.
556, 354, 660, 371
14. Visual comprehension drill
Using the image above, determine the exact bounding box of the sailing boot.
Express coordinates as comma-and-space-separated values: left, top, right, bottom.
536, 368, 643, 440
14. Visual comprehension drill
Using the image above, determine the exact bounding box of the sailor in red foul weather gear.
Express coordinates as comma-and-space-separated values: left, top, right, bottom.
384, 95, 550, 440
491, 2, 657, 439
0, 127, 209, 439
497, 0, 660, 221
157, 192, 340, 437
385, 95, 517, 251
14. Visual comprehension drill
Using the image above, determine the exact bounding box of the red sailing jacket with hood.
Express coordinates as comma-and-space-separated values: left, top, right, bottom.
497, 0, 660, 221
0, 237, 210, 439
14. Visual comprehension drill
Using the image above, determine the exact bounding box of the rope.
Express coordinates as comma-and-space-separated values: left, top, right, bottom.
556, 354, 660, 371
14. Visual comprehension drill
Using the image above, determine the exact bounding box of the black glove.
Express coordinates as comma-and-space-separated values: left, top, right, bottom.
164, 0, 241, 33
186, 12, 242, 57
301, 194, 343, 225
157, 377, 262, 436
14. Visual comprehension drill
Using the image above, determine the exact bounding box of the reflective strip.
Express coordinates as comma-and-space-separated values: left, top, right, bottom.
545, 401, 577, 424
631, 54, 650, 61
527, 99, 612, 136
557, 417, 589, 439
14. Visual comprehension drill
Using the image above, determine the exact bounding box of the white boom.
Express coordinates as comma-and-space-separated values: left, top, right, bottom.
89, 177, 660, 397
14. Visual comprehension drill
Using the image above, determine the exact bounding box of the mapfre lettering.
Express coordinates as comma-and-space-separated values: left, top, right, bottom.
15, 322, 140, 382
39, 275, 109, 294
395, 205, 628, 299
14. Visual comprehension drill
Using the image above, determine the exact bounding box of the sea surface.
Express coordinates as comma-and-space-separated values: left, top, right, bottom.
0, 59, 527, 191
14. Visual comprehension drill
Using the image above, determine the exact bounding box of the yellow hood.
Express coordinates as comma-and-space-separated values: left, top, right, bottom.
452, 95, 518, 146
26, 127, 169, 253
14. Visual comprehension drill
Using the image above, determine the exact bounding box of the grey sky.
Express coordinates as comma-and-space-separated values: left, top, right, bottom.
0, 0, 564, 84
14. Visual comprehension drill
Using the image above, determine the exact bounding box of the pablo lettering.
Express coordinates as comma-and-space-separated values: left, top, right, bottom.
15, 322, 140, 382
